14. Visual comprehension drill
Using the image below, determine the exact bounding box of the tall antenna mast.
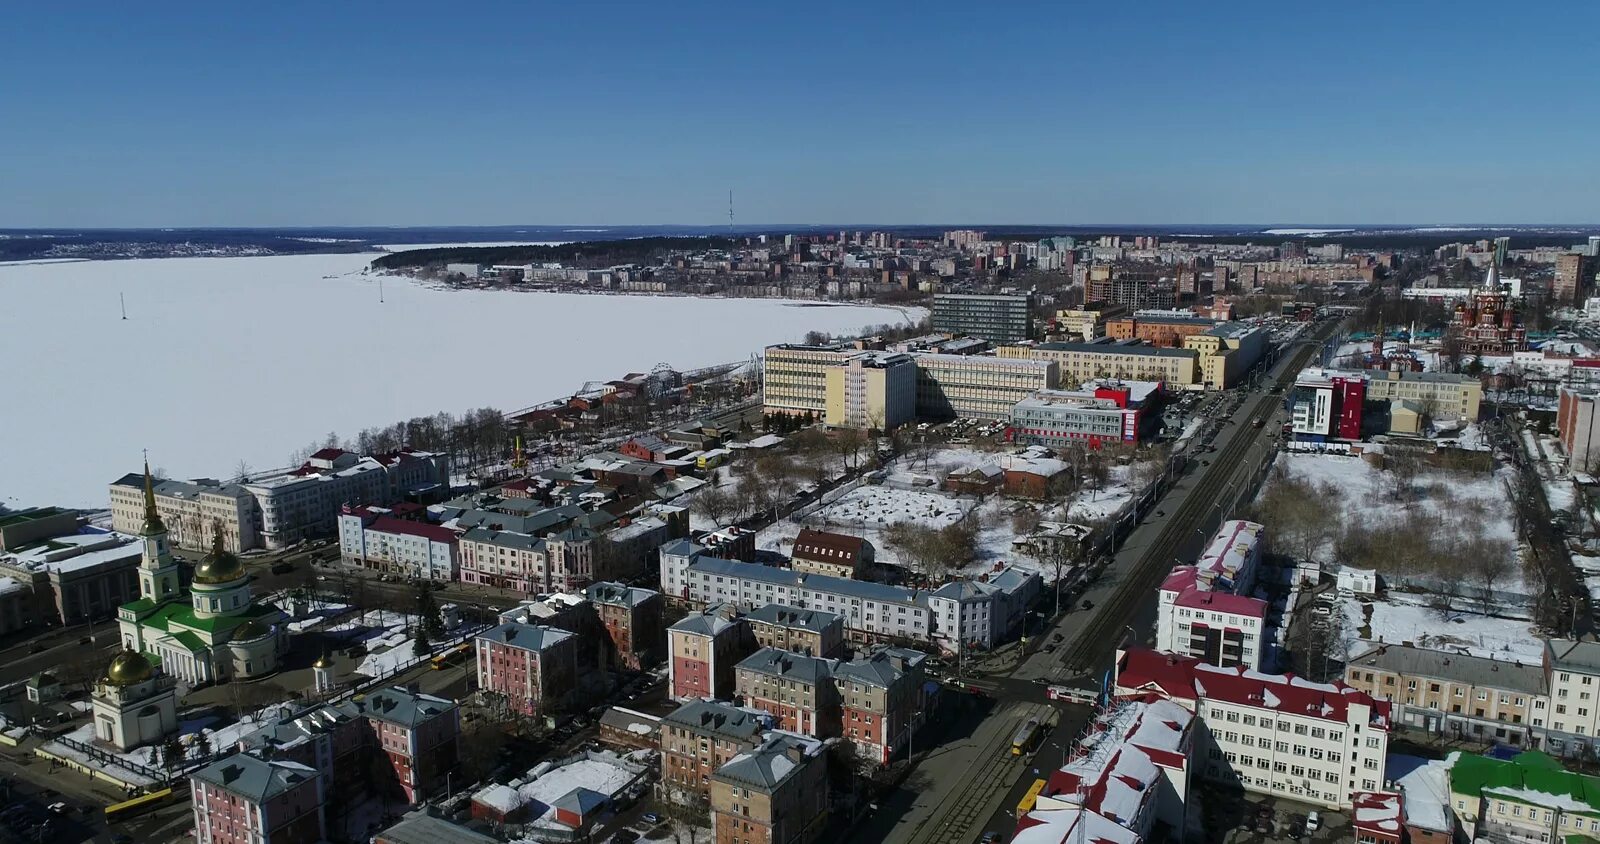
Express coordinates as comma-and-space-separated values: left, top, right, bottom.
120, 292, 127, 320
728, 188, 734, 234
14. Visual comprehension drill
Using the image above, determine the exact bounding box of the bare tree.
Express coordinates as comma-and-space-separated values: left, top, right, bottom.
691, 486, 737, 528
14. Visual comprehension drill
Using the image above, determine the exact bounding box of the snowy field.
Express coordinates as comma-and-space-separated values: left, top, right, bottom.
0, 253, 911, 507
1344, 595, 1544, 664
1272, 451, 1520, 575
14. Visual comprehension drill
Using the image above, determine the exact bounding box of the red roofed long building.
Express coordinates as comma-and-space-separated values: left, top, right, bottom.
1023, 694, 1195, 842
1114, 646, 1391, 810
1155, 566, 1268, 669
337, 506, 458, 582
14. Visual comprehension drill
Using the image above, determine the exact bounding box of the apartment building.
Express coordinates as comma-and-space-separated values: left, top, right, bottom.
823, 351, 916, 430
1030, 695, 1196, 842
925, 568, 1040, 654
235, 703, 372, 822
1116, 647, 1391, 810
109, 475, 259, 552
668, 603, 756, 702
835, 646, 928, 764
710, 733, 829, 844
746, 603, 844, 658
659, 699, 769, 802
243, 449, 450, 549
789, 528, 873, 580
1449, 750, 1600, 843
1051, 303, 1129, 342
457, 528, 548, 592
1155, 566, 1268, 669
1558, 386, 1600, 474
1556, 252, 1596, 305
473, 622, 580, 715
336, 507, 457, 582
1541, 639, 1600, 757
734, 648, 841, 738
349, 686, 460, 805
191, 754, 325, 844
1343, 644, 1542, 747
660, 541, 936, 646
1010, 340, 1201, 388
1184, 322, 1268, 389
931, 293, 1034, 344
584, 581, 664, 670
912, 352, 1058, 421
1105, 316, 1218, 348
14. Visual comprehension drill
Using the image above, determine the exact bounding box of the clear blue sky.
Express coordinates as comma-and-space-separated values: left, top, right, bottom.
3, 1, 1596, 227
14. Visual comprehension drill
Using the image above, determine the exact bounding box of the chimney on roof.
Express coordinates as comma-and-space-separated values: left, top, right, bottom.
222, 764, 242, 784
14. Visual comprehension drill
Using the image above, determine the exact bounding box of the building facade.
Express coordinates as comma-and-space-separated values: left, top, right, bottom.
473, 622, 579, 715
668, 604, 755, 702
1012, 341, 1200, 388
1558, 386, 1600, 474
835, 646, 928, 764
243, 449, 449, 549
659, 699, 768, 802
350, 686, 460, 805
1009, 389, 1142, 447
109, 475, 259, 552
710, 734, 828, 844
823, 352, 916, 430
191, 755, 326, 844
584, 581, 664, 670
337, 508, 458, 582
1343, 644, 1541, 747
931, 293, 1034, 344
789, 528, 874, 580
912, 353, 1058, 421
746, 603, 844, 658
734, 648, 841, 738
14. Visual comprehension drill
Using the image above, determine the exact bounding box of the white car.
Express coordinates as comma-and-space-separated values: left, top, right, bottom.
1305, 811, 1322, 832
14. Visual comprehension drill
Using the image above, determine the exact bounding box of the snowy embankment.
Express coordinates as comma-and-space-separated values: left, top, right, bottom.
0, 252, 912, 508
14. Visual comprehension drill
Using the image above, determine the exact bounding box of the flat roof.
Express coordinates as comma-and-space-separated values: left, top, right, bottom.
1034, 342, 1198, 359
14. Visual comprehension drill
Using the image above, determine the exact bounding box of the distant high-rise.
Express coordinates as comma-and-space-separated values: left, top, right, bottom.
1494, 236, 1511, 267
1556, 253, 1596, 306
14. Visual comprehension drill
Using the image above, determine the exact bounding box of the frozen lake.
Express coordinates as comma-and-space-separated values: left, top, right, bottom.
0, 253, 914, 509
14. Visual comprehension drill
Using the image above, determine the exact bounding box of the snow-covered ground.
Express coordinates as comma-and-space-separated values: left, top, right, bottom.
1271, 451, 1520, 581
1344, 595, 1544, 664
0, 253, 912, 507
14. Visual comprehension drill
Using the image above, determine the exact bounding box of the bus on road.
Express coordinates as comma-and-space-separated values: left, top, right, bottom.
1017, 778, 1047, 814
1011, 718, 1042, 755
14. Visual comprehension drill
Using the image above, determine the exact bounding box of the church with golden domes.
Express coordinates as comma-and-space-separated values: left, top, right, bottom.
91, 648, 178, 750
117, 461, 288, 686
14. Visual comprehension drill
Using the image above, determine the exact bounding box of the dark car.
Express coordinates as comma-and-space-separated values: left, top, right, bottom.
1043, 643, 1057, 653
1080, 599, 1094, 610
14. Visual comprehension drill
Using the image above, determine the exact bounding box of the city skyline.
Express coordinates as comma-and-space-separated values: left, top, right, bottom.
2, 1, 1597, 227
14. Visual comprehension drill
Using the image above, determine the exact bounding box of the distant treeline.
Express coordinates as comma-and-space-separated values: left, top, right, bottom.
371, 236, 744, 271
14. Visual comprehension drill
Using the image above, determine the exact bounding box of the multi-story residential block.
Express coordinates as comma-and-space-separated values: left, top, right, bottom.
735, 647, 841, 738
109, 474, 259, 552
1558, 386, 1600, 474
823, 351, 916, 430
1448, 750, 1600, 843
1183, 322, 1268, 389
659, 699, 769, 802
1155, 566, 1267, 669
351, 686, 460, 805
763, 345, 851, 418
710, 733, 829, 844
668, 603, 756, 701
835, 646, 928, 764
1028, 694, 1196, 842
1540, 639, 1600, 757
474, 622, 580, 715
662, 542, 935, 646
1116, 647, 1391, 810
457, 528, 548, 592
746, 603, 844, 658
1105, 315, 1218, 348
1343, 644, 1542, 748
236, 702, 372, 824
1051, 302, 1129, 342
1556, 252, 1596, 305
912, 353, 1058, 421
191, 754, 325, 844
1009, 340, 1201, 388
925, 568, 1041, 654
931, 293, 1034, 344
584, 581, 664, 670
789, 528, 874, 580
243, 448, 450, 549
337, 507, 457, 582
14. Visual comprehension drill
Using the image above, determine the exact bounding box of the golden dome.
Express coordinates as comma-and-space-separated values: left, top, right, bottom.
194, 532, 245, 584
105, 649, 153, 686
313, 653, 331, 670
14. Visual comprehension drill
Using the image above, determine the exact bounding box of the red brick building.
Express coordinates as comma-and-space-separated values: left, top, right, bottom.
1105, 316, 1217, 348
669, 604, 755, 702
584, 581, 665, 670
790, 528, 874, 580
352, 686, 461, 805
834, 646, 929, 764
473, 622, 579, 715
658, 699, 769, 802
191, 755, 325, 844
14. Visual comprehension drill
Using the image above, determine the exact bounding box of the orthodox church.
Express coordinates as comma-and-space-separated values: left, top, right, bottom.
117, 461, 289, 685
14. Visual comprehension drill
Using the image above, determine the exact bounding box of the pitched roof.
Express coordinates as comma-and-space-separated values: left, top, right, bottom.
354, 685, 457, 728
476, 621, 574, 652
1348, 643, 1544, 694
747, 603, 840, 634
584, 581, 660, 609
661, 699, 769, 743
834, 646, 926, 688
713, 733, 822, 791
736, 647, 837, 685
1117, 647, 1389, 726
191, 753, 317, 802
669, 604, 743, 638
375, 811, 501, 844
791, 528, 870, 564
369, 515, 457, 544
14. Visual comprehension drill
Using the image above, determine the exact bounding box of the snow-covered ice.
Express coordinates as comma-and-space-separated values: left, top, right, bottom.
0, 253, 912, 507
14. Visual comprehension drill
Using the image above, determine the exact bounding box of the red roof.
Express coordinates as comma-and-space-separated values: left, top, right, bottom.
1117, 647, 1390, 726
369, 515, 457, 544
310, 447, 349, 460
1173, 588, 1266, 618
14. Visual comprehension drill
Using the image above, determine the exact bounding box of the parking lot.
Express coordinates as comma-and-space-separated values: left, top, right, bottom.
1217, 794, 1351, 844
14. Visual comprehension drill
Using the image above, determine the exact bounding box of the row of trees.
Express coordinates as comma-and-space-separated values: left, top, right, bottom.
282, 406, 511, 475
882, 520, 979, 585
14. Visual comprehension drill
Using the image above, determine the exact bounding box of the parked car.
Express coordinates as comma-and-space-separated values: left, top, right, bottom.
1305, 811, 1322, 832
641, 813, 661, 825
1080, 599, 1094, 611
